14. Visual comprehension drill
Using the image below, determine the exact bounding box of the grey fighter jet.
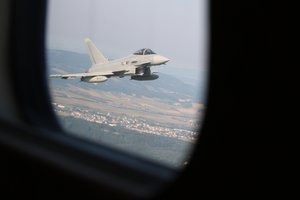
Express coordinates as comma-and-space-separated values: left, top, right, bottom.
50, 38, 169, 83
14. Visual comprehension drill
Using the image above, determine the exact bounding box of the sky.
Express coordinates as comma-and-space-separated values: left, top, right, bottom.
46, 0, 208, 84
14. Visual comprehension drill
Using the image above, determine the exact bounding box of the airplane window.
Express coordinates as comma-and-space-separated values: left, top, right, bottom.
46, 0, 208, 169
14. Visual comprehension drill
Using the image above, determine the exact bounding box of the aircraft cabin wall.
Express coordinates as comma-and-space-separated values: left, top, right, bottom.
0, 0, 21, 124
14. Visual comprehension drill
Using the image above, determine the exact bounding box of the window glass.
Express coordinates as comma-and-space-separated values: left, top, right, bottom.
145, 49, 155, 55
46, 0, 208, 169
134, 49, 145, 55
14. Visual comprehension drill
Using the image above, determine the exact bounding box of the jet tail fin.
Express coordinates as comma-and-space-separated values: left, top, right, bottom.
85, 38, 109, 65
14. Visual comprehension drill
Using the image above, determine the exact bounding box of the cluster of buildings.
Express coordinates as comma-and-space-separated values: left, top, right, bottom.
52, 103, 198, 142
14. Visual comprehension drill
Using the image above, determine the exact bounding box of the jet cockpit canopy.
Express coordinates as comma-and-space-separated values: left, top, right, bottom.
134, 48, 156, 55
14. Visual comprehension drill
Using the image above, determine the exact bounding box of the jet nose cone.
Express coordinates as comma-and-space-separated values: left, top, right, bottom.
153, 55, 170, 65
162, 56, 170, 64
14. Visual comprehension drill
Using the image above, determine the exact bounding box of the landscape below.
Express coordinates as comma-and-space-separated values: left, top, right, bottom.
47, 49, 205, 168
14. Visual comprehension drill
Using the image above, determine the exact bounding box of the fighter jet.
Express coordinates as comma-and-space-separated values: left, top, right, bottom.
50, 38, 169, 83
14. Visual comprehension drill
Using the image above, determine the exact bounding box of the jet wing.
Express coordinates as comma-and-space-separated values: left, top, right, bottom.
50, 70, 130, 79
49, 71, 114, 79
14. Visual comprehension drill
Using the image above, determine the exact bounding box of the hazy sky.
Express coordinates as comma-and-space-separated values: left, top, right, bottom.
46, 0, 208, 82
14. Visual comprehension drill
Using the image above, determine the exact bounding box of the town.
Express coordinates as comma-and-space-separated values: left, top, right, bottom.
52, 103, 199, 142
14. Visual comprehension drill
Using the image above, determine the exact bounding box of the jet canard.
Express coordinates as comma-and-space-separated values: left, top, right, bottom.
50, 38, 169, 83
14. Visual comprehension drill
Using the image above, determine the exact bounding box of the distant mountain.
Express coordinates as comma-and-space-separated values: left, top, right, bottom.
47, 49, 203, 102
47, 49, 90, 71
